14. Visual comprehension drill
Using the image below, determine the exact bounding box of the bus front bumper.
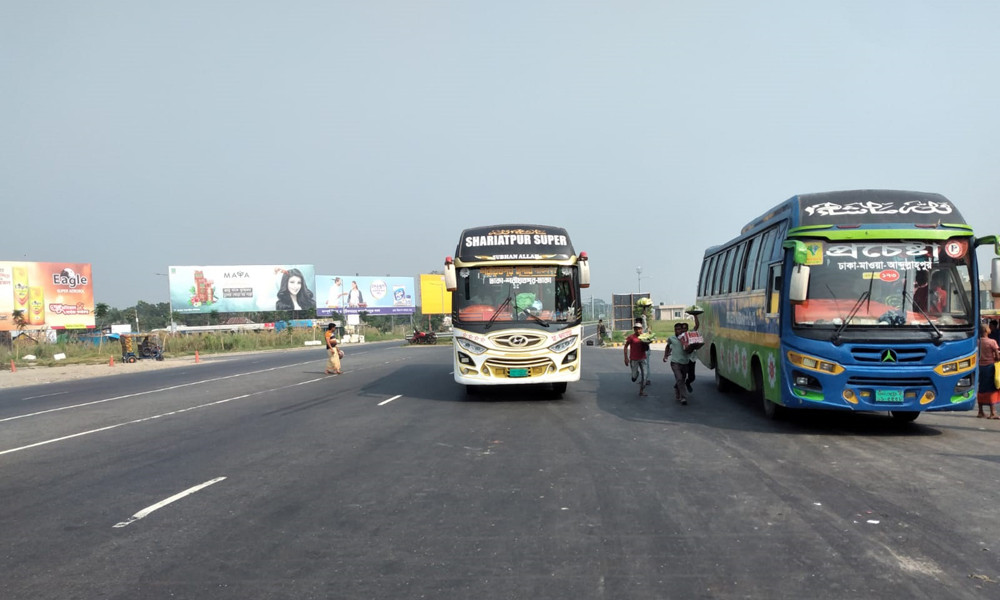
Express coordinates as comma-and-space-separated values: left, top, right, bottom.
454, 348, 581, 386
782, 366, 977, 412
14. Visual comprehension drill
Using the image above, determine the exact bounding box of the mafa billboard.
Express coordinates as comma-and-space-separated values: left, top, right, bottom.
168, 265, 316, 314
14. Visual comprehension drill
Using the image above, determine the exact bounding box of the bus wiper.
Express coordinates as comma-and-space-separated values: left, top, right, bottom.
485, 295, 512, 331
901, 290, 944, 343
831, 290, 870, 346
524, 311, 550, 327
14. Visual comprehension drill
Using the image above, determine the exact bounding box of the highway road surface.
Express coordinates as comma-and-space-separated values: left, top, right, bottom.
2, 338, 998, 599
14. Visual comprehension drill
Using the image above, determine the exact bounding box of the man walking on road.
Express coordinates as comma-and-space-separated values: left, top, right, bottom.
624, 321, 651, 396
664, 322, 694, 404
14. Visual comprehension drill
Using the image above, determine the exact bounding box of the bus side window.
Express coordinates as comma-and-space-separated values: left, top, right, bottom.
712, 253, 726, 295
756, 229, 777, 289
767, 264, 782, 314
730, 242, 748, 293
743, 236, 762, 291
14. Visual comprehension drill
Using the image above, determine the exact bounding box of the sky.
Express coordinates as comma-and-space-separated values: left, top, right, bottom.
3, 1, 1000, 310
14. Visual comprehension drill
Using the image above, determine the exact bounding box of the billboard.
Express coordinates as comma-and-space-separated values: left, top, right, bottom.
0, 262, 96, 331
612, 292, 650, 332
420, 273, 452, 315
168, 265, 316, 314
316, 275, 415, 316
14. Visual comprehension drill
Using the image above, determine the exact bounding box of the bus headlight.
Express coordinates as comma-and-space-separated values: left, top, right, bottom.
548, 336, 578, 353
934, 354, 976, 376
456, 337, 487, 355
787, 351, 844, 375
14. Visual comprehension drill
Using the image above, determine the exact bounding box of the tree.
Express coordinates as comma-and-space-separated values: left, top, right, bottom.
95, 303, 110, 329
11, 309, 27, 359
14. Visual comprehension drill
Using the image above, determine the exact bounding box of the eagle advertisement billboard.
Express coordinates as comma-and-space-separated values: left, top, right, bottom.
0, 261, 96, 331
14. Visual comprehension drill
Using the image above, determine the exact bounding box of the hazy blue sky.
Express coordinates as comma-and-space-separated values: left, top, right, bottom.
4, 1, 999, 310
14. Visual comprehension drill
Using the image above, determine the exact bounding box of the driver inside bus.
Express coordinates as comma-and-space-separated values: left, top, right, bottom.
913, 270, 946, 314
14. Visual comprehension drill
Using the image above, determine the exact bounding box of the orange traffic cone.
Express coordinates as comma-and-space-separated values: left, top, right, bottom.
10, 359, 15, 373
109, 355, 115, 367
195, 350, 200, 363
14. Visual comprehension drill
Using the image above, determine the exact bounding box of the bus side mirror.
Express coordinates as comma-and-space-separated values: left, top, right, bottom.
975, 234, 1000, 253
578, 252, 590, 288
444, 258, 457, 292
789, 264, 810, 303
993, 258, 1000, 297
783, 240, 809, 265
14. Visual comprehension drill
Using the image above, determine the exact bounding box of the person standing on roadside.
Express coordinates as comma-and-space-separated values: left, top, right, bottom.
624, 321, 651, 396
977, 323, 1000, 419
597, 319, 608, 347
325, 323, 343, 375
664, 322, 695, 405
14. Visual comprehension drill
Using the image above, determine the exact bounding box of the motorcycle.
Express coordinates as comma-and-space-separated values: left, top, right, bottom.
408, 330, 437, 345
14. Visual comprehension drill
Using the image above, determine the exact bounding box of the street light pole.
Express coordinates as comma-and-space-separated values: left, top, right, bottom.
636, 266, 643, 293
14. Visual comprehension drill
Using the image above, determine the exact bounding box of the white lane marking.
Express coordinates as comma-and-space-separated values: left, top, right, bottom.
0, 361, 314, 424
1, 394, 253, 456
378, 395, 402, 406
21, 391, 69, 400
113, 477, 226, 528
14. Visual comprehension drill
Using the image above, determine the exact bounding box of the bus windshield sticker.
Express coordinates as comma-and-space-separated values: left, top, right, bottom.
944, 239, 968, 259
826, 243, 940, 260
805, 242, 824, 265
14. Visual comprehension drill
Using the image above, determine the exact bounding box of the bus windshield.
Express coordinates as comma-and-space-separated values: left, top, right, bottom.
453, 265, 581, 328
793, 240, 975, 329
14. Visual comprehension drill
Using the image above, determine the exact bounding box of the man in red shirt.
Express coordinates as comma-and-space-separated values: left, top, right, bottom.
624, 321, 650, 396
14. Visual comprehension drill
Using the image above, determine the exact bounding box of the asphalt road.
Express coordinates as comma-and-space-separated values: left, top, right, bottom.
1, 336, 998, 599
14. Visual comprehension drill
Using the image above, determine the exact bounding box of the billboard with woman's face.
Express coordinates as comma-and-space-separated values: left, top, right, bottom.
316, 275, 415, 316
0, 261, 95, 330
168, 265, 316, 314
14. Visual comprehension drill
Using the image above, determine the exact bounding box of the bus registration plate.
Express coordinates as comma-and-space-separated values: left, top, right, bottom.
875, 389, 904, 404
508, 368, 529, 378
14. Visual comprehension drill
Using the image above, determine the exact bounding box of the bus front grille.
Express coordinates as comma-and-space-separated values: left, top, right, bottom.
846, 376, 934, 387
491, 333, 547, 350
850, 347, 927, 362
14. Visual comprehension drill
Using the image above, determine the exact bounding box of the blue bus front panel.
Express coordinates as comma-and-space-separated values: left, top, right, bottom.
779, 338, 977, 412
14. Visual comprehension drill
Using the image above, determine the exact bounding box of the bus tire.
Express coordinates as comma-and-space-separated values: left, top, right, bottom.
551, 382, 567, 397
762, 397, 783, 420
715, 367, 732, 393
755, 362, 783, 420
890, 410, 920, 423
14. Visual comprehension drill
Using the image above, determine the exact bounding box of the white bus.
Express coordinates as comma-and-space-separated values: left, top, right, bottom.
444, 225, 590, 397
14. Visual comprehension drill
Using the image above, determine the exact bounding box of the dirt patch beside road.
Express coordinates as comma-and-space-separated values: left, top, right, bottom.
0, 356, 198, 390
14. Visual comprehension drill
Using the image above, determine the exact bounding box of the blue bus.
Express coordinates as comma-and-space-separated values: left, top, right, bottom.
695, 189, 1000, 421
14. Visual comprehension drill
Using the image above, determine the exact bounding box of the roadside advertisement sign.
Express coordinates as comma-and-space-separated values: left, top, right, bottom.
316, 275, 415, 316
168, 265, 316, 314
0, 261, 96, 331
419, 273, 452, 315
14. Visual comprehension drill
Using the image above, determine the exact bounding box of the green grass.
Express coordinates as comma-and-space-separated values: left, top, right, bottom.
1, 325, 412, 371
609, 319, 689, 343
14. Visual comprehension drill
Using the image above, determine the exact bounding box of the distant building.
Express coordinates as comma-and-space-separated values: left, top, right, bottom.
655, 303, 694, 322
